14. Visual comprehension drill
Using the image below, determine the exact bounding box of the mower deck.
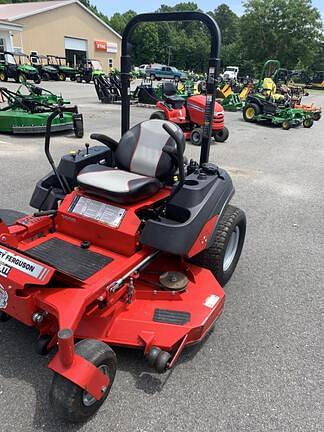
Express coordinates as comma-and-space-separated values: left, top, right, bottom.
1, 202, 225, 354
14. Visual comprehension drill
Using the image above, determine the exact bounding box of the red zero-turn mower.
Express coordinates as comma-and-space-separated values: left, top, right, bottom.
0, 12, 246, 423
150, 82, 229, 145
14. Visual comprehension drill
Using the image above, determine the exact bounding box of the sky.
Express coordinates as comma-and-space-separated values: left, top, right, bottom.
92, 0, 324, 18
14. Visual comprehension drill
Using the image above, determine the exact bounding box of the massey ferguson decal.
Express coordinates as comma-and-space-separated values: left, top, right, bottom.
0, 248, 49, 280
0, 284, 8, 309
0, 263, 11, 278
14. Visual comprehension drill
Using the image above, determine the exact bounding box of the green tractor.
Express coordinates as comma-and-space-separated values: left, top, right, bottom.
76, 59, 105, 83
243, 60, 314, 129
46, 55, 78, 81
0, 51, 41, 84
30, 54, 60, 81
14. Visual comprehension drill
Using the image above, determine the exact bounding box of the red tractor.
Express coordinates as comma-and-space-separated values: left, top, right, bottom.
150, 82, 229, 145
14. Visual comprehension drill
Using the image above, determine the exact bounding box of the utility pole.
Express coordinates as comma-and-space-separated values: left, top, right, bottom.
167, 46, 172, 66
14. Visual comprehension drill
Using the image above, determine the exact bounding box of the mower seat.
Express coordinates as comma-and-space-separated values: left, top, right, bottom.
163, 82, 185, 109
77, 120, 182, 204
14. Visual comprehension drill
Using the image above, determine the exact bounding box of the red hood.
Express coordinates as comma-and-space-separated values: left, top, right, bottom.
187, 95, 224, 113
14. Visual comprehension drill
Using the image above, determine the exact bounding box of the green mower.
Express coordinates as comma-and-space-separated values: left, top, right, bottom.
0, 51, 41, 84
0, 86, 83, 135
15, 82, 70, 106
243, 60, 314, 129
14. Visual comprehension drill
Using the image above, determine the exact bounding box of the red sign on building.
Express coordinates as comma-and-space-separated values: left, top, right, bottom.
95, 40, 107, 51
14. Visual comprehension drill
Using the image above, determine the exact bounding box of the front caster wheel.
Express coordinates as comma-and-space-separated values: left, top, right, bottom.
35, 334, 52, 355
155, 351, 171, 373
146, 346, 162, 367
282, 120, 291, 130
146, 347, 171, 373
303, 118, 313, 128
189, 205, 246, 286
50, 339, 117, 423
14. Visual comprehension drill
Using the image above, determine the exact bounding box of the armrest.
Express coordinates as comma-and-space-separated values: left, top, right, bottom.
90, 133, 119, 151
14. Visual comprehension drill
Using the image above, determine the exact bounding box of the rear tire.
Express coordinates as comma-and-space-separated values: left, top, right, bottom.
50, 339, 117, 423
213, 126, 229, 142
59, 73, 66, 81
313, 112, 321, 121
243, 103, 260, 122
0, 71, 7, 82
150, 111, 166, 120
189, 205, 246, 286
35, 335, 52, 355
190, 127, 203, 146
70, 75, 76, 81
73, 115, 84, 138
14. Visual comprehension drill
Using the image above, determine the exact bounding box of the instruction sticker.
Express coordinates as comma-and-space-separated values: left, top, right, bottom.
70, 196, 126, 228
204, 294, 220, 308
0, 247, 49, 280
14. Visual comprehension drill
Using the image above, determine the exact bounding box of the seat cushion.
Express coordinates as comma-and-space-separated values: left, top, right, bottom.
77, 165, 160, 204
165, 95, 185, 109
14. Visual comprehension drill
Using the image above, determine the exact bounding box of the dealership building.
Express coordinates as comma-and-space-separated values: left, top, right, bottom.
0, 0, 121, 72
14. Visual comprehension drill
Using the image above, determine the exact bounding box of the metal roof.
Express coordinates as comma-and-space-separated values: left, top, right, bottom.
0, 0, 121, 39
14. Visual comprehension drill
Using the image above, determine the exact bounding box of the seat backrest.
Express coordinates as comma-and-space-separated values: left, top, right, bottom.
163, 82, 177, 97
115, 120, 181, 180
263, 77, 277, 94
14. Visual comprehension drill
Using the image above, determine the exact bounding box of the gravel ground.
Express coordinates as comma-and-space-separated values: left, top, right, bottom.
0, 80, 323, 432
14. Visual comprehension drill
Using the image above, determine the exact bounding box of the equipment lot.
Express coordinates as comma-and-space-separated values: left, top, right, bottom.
0, 81, 323, 432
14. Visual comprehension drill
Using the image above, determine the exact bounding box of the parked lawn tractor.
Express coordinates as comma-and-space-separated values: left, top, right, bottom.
151, 82, 229, 144
0, 12, 246, 423
177, 79, 201, 98
30, 54, 60, 81
243, 60, 314, 129
0, 86, 83, 135
0, 51, 41, 84
217, 83, 244, 111
47, 55, 78, 81
77, 59, 105, 83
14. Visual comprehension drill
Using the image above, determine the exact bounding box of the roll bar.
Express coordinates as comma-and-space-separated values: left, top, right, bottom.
121, 11, 221, 165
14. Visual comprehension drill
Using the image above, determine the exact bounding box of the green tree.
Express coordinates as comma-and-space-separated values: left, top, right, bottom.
109, 10, 136, 35
208, 4, 241, 69
209, 4, 240, 46
240, 0, 323, 70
